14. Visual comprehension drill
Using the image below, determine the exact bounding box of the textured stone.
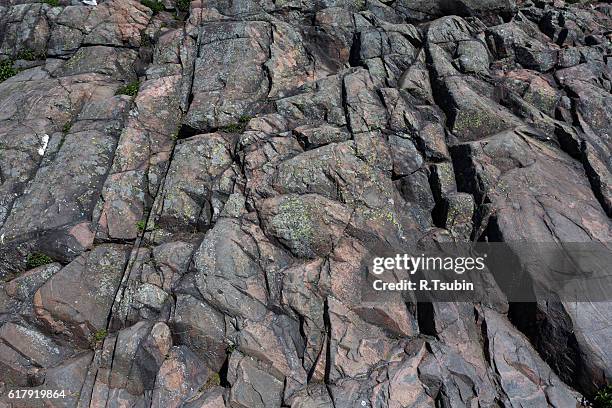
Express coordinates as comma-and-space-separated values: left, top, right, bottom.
33, 245, 129, 345
152, 346, 211, 408
0, 0, 611, 405
184, 22, 271, 130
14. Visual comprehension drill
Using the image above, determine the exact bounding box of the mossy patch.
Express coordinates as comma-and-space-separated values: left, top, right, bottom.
43, 0, 60, 6
354, 0, 367, 11
17, 49, 44, 61
93, 329, 108, 342
26, 253, 54, 269
90, 329, 108, 348
136, 220, 159, 232
141, 0, 165, 13
272, 196, 315, 257
219, 115, 253, 133
200, 372, 221, 392
595, 385, 612, 408
176, 0, 190, 12
0, 60, 17, 82
136, 220, 147, 232
116, 81, 140, 97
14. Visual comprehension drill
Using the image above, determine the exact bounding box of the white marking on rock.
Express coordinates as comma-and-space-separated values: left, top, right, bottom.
82, 0, 97, 5
38, 134, 49, 156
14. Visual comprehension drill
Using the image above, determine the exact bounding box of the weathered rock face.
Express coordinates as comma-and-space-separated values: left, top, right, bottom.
0, 0, 611, 406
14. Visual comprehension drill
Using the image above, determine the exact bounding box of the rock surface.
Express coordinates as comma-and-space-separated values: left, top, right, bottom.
0, 0, 611, 406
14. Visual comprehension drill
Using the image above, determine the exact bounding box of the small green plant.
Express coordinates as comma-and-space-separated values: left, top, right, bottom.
93, 329, 108, 342
140, 31, 154, 47
201, 372, 221, 391
176, 0, 190, 12
26, 252, 54, 269
0, 60, 17, 82
355, 0, 367, 11
136, 220, 147, 232
220, 115, 252, 133
62, 122, 72, 134
17, 49, 39, 61
141, 0, 165, 13
239, 115, 253, 124
43, 0, 60, 6
116, 81, 140, 97
595, 385, 612, 408
89, 329, 108, 348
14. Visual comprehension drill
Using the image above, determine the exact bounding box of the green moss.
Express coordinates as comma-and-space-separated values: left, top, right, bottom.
141, 0, 165, 13
136, 220, 147, 232
62, 122, 72, 134
26, 253, 54, 269
201, 372, 221, 391
0, 60, 17, 82
595, 385, 612, 408
219, 115, 253, 133
140, 32, 153, 47
176, 0, 190, 12
209, 372, 221, 385
356, 0, 367, 11
89, 329, 108, 348
43, 0, 60, 6
93, 329, 108, 342
17, 49, 42, 61
239, 115, 253, 124
116, 81, 140, 97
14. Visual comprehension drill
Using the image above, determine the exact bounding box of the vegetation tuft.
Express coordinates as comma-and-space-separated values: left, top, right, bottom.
0, 60, 17, 82
116, 81, 140, 97
141, 0, 165, 13
17, 49, 43, 61
201, 372, 221, 391
26, 252, 54, 269
176, 0, 190, 12
93, 329, 108, 342
43, 0, 60, 6
136, 220, 147, 232
220, 115, 253, 133
595, 385, 612, 408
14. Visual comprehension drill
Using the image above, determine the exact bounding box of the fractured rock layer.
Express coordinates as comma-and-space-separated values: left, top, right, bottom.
0, 0, 611, 406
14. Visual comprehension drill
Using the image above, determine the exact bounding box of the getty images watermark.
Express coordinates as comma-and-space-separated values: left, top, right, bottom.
363, 242, 612, 302
370, 253, 487, 292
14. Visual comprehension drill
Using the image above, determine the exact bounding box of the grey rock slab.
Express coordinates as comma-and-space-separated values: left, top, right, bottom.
151, 345, 211, 408
53, 46, 138, 80
227, 351, 284, 408
483, 309, 582, 407
452, 130, 612, 395
33, 244, 130, 346
184, 21, 271, 131
193, 218, 268, 321
156, 133, 234, 232
257, 193, 352, 259
172, 294, 227, 371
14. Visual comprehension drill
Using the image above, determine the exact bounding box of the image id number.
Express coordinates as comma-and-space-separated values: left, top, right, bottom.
7, 389, 66, 399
